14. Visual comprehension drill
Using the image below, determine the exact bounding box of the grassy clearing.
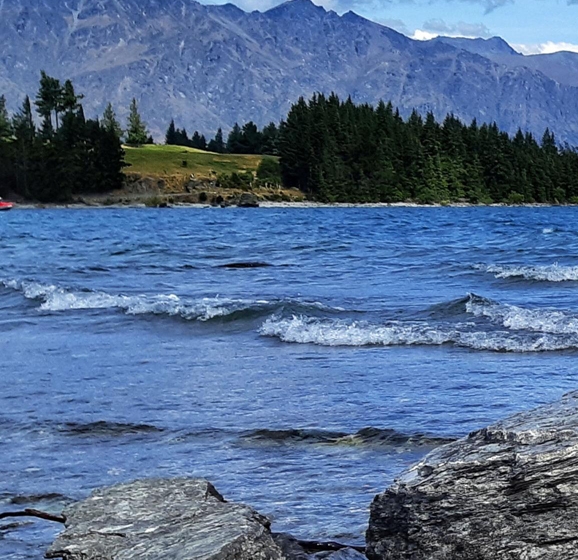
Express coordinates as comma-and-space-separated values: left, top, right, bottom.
123, 144, 268, 180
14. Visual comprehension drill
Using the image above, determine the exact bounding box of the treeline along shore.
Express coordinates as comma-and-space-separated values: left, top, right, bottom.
0, 73, 126, 202
2, 73, 578, 205
279, 93, 578, 204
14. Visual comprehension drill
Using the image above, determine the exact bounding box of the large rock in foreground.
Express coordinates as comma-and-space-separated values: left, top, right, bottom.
46, 478, 287, 560
367, 391, 578, 559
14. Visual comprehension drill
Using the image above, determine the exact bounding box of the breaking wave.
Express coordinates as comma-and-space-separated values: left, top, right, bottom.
260, 316, 454, 347
260, 294, 578, 353
1, 279, 338, 323
476, 264, 578, 282
465, 294, 578, 335
6, 278, 578, 352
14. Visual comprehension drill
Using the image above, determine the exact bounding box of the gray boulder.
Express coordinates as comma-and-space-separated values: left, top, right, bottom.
366, 390, 578, 559
46, 478, 287, 560
237, 193, 260, 208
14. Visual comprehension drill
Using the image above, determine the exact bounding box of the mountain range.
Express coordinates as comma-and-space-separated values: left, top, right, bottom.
2, 0, 578, 144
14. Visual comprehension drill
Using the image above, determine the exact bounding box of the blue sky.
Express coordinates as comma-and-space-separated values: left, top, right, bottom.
201, 0, 578, 54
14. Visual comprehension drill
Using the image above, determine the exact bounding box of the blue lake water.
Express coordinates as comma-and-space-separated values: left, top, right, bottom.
2, 206, 578, 558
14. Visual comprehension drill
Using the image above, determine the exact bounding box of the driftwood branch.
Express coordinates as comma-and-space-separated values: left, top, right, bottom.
0, 509, 66, 524
297, 539, 365, 554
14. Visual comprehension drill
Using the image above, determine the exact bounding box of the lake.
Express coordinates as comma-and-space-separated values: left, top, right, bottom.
2, 206, 578, 558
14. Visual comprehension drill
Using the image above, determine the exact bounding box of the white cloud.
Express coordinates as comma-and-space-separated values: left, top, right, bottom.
513, 41, 578, 55
312, 0, 339, 7
412, 29, 440, 41
411, 20, 492, 41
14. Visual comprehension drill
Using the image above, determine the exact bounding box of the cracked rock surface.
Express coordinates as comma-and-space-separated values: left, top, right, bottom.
366, 390, 578, 560
46, 478, 287, 560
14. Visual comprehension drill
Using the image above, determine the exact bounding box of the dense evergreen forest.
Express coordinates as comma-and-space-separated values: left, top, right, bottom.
4, 74, 578, 205
277, 93, 578, 204
165, 119, 279, 156
0, 73, 126, 202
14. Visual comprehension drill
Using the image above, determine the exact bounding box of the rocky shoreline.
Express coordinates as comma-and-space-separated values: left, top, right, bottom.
9, 200, 578, 210
35, 391, 578, 559
45, 478, 365, 560
5, 171, 577, 210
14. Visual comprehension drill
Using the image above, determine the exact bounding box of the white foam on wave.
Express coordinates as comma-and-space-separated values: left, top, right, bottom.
457, 331, 576, 353
2, 279, 271, 321
477, 264, 578, 282
260, 311, 578, 353
259, 316, 452, 347
2, 279, 339, 322
465, 295, 578, 335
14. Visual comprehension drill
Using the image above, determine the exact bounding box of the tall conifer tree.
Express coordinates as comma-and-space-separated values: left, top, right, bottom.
125, 98, 148, 146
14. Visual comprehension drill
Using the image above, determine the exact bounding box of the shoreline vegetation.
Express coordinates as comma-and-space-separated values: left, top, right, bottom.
3, 75, 578, 207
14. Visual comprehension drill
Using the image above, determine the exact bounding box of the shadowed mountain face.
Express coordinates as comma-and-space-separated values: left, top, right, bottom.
2, 0, 578, 143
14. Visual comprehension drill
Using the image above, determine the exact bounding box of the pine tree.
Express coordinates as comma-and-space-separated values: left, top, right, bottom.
278, 96, 312, 192
165, 119, 177, 145
240, 121, 262, 154
261, 122, 279, 155
191, 131, 207, 149
102, 103, 123, 139
125, 98, 148, 146
174, 127, 189, 146
0, 95, 13, 192
60, 80, 83, 114
35, 71, 63, 133
208, 128, 225, 153
0, 95, 12, 141
11, 96, 36, 197
226, 123, 243, 153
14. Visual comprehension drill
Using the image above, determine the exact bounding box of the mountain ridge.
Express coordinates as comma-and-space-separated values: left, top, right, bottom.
2, 0, 578, 143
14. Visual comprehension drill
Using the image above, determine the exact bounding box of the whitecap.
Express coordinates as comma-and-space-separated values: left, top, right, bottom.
465, 294, 578, 335
260, 310, 578, 353
476, 264, 578, 282
260, 315, 455, 347
1, 279, 338, 323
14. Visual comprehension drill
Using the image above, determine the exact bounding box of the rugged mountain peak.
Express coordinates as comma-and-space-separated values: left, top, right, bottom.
266, 0, 326, 19
433, 35, 520, 58
485, 36, 520, 55
341, 10, 368, 22
2, 0, 578, 144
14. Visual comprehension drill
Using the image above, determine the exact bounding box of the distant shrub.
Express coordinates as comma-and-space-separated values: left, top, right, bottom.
553, 187, 566, 203
216, 171, 253, 191
144, 195, 163, 207
256, 157, 281, 185
507, 192, 525, 205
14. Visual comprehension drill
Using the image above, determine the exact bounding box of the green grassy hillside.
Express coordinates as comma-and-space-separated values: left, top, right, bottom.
123, 144, 268, 180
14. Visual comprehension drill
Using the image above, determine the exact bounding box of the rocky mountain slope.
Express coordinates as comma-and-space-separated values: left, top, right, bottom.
2, 0, 578, 143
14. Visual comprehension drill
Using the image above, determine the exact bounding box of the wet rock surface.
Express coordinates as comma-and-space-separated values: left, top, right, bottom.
46, 478, 287, 560
237, 193, 260, 208
366, 390, 578, 560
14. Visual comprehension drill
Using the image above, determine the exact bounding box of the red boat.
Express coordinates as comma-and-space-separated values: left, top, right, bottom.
0, 198, 13, 211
